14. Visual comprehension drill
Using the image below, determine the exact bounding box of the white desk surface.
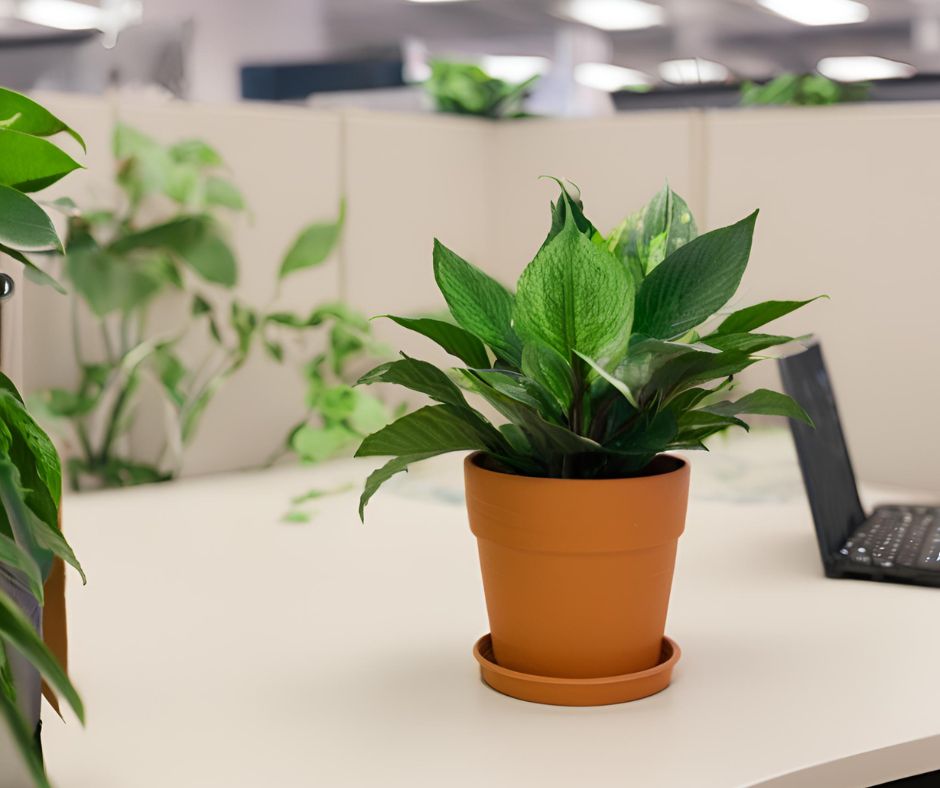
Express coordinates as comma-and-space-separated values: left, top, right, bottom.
5, 431, 940, 788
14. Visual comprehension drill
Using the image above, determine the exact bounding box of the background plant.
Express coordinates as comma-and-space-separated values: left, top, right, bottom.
355, 180, 816, 518
424, 60, 538, 119
33, 124, 389, 490
0, 87, 86, 788
740, 73, 869, 106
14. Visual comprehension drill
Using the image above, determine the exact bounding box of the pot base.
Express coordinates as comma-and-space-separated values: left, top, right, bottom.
472, 634, 681, 707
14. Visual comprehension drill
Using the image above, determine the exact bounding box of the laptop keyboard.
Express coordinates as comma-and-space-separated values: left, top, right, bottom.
839, 506, 940, 571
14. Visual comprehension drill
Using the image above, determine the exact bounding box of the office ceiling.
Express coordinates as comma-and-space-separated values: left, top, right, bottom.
1, 0, 938, 83
322, 0, 939, 79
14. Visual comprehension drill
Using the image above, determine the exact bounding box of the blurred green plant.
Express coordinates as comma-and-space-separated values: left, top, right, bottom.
740, 73, 870, 106
0, 87, 86, 788
424, 60, 539, 119
33, 124, 391, 491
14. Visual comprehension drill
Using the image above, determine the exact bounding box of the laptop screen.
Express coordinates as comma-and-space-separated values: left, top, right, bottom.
777, 342, 866, 563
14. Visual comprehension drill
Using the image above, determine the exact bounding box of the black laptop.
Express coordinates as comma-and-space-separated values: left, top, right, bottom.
778, 342, 940, 587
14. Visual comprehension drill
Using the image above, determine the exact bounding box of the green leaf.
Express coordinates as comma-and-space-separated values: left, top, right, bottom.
0, 588, 84, 722
180, 231, 237, 287
521, 342, 573, 411
292, 424, 356, 463
433, 239, 521, 365
169, 138, 223, 166
205, 176, 245, 210
0, 533, 44, 603
0, 184, 61, 252
0, 128, 82, 192
358, 452, 438, 521
714, 297, 824, 335
701, 332, 795, 354
65, 240, 166, 317
358, 357, 469, 410
0, 86, 85, 150
109, 216, 207, 256
346, 393, 391, 436
356, 404, 494, 458
675, 410, 748, 443
382, 315, 489, 369
634, 211, 758, 339
467, 369, 563, 423
703, 388, 813, 425
279, 202, 345, 279
514, 209, 633, 364
539, 178, 600, 248
575, 351, 637, 408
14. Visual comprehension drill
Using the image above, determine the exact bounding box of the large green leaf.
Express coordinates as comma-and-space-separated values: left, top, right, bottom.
0, 87, 85, 150
714, 297, 824, 335
382, 315, 489, 369
169, 138, 223, 166
356, 404, 495, 458
433, 240, 521, 365
514, 210, 634, 364
0, 589, 84, 722
66, 243, 166, 317
0, 128, 82, 192
358, 357, 469, 410
540, 178, 600, 249
205, 176, 245, 211
292, 424, 356, 463
0, 184, 61, 253
109, 216, 207, 255
634, 211, 758, 339
279, 202, 345, 279
703, 388, 813, 425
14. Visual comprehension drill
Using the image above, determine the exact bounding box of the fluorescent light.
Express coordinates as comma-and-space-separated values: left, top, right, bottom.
575, 62, 652, 92
817, 56, 915, 81
407, 0, 474, 3
756, 0, 869, 26
659, 58, 729, 85
480, 55, 551, 83
560, 0, 665, 31
16, 0, 102, 30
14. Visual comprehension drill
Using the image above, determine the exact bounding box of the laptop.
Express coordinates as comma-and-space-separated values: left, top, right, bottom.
778, 341, 940, 587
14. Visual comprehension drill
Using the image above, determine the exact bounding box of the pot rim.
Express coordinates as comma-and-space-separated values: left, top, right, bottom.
466, 451, 687, 485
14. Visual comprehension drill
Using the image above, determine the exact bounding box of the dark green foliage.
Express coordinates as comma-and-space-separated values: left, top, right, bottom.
424, 60, 538, 119
355, 181, 818, 518
740, 73, 870, 106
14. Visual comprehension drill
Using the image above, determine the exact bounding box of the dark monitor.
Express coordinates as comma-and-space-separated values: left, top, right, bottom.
778, 342, 866, 565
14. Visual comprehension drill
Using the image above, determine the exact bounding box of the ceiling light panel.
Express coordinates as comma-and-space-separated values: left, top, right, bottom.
560, 0, 665, 31
659, 58, 729, 85
817, 56, 915, 81
575, 62, 652, 92
756, 0, 869, 26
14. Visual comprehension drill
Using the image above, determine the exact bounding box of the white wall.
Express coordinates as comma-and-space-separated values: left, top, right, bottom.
13, 94, 940, 491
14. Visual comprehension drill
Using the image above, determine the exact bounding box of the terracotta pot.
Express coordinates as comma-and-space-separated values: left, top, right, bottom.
464, 453, 690, 681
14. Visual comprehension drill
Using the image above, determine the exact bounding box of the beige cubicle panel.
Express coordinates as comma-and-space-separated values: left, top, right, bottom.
490, 111, 703, 281
704, 103, 940, 491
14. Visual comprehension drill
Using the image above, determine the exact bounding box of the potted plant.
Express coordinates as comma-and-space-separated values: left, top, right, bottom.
0, 87, 86, 785
355, 179, 815, 706
424, 60, 539, 119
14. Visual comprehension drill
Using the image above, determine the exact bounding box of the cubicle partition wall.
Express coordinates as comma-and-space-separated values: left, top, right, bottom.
16, 93, 940, 491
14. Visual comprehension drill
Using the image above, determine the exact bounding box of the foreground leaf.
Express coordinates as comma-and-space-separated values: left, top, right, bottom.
383, 315, 489, 369
0, 128, 82, 192
703, 388, 813, 425
433, 240, 521, 364
356, 404, 496, 458
514, 210, 633, 363
0, 87, 85, 150
0, 649, 50, 788
634, 211, 757, 339
0, 185, 61, 253
714, 297, 824, 335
